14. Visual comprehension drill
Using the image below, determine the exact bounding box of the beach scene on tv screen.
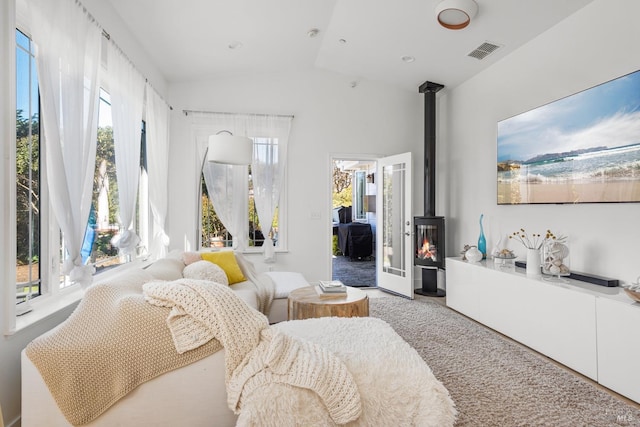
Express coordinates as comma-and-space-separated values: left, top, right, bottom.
497, 70, 640, 204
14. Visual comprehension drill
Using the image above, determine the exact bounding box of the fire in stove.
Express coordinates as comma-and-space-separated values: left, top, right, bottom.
414, 216, 445, 269
417, 235, 437, 261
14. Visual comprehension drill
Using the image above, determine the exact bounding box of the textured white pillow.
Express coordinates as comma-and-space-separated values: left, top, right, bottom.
145, 257, 185, 281
183, 260, 229, 285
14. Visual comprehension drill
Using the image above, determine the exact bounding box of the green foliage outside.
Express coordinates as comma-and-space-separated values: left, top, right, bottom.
200, 168, 276, 248
332, 164, 352, 208
89, 125, 120, 263
201, 175, 228, 247
333, 188, 352, 208
16, 110, 40, 266
16, 110, 121, 266
332, 235, 341, 256
94, 126, 119, 225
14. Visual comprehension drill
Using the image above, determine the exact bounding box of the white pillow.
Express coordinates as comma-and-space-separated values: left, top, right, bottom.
183, 260, 229, 285
145, 257, 185, 281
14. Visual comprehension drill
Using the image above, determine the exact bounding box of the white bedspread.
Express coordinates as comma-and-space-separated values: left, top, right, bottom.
236, 316, 457, 427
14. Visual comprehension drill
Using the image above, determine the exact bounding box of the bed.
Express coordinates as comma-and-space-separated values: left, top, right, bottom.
21, 261, 455, 426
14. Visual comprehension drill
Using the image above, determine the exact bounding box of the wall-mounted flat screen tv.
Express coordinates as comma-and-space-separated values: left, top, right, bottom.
497, 70, 640, 204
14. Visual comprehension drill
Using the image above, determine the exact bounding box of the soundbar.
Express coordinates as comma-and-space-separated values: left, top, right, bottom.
514, 261, 618, 287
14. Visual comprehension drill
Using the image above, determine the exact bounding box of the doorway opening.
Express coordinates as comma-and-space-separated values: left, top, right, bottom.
331, 158, 377, 287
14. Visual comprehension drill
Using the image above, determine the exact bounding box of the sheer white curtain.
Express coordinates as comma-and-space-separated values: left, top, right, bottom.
193, 113, 249, 250
202, 161, 248, 250
249, 115, 292, 262
146, 84, 171, 260
28, 0, 102, 288
108, 42, 145, 256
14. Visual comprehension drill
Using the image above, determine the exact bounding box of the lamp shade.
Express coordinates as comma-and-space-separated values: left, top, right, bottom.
207, 134, 253, 165
435, 0, 478, 30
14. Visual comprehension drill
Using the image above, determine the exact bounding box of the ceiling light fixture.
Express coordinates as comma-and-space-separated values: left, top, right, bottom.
435, 0, 478, 30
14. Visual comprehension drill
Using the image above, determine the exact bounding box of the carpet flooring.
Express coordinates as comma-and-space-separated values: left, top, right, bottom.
369, 296, 640, 426
331, 255, 376, 287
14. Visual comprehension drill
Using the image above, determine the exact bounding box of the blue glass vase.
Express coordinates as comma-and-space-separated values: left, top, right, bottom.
478, 214, 486, 259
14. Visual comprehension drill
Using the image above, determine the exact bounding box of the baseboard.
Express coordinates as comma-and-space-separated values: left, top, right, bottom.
6, 414, 20, 427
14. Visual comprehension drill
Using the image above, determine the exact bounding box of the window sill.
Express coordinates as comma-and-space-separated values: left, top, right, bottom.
14, 286, 84, 334
240, 247, 289, 254
12, 259, 151, 335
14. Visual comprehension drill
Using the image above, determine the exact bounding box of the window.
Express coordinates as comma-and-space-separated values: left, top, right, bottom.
353, 171, 367, 221
13, 30, 149, 311
83, 90, 149, 271
83, 90, 122, 273
200, 137, 284, 250
15, 29, 41, 305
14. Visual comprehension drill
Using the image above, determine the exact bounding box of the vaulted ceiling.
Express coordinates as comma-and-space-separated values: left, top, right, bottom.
107, 0, 595, 91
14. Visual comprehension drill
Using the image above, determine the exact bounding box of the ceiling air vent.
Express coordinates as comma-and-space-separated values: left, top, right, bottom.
467, 42, 501, 60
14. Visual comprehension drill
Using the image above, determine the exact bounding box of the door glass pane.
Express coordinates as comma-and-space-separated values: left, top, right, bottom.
382, 162, 406, 277
353, 171, 366, 221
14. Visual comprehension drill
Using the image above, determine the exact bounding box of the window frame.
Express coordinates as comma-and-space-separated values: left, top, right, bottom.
15, 28, 42, 306
14, 26, 65, 306
8, 23, 81, 333
353, 170, 367, 221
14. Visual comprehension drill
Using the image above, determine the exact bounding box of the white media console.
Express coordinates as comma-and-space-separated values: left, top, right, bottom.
446, 257, 640, 404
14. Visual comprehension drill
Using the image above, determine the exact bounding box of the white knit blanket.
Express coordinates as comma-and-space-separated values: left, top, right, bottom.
143, 278, 362, 424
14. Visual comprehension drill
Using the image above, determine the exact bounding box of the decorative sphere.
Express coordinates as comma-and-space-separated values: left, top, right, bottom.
466, 247, 483, 263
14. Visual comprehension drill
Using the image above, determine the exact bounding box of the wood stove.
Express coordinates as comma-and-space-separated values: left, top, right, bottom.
414, 216, 445, 296
415, 80, 446, 297
414, 216, 445, 269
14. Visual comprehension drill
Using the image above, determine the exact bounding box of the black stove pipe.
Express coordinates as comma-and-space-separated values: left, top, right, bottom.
418, 81, 444, 216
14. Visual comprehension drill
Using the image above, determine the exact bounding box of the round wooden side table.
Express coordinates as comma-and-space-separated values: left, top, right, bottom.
287, 285, 369, 320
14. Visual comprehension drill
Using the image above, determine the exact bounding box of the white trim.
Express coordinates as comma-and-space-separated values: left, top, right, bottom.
327, 152, 380, 282
2, 0, 17, 335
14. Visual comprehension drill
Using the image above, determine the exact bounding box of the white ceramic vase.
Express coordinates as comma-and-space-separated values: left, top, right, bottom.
526, 248, 541, 277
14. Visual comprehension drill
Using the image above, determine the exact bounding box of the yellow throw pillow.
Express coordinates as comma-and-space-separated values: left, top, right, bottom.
201, 251, 247, 285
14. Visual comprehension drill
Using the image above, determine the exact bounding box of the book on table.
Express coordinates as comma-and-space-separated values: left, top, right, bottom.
314, 285, 347, 298
318, 280, 347, 293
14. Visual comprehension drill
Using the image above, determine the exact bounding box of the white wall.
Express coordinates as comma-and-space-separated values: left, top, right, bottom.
439, 0, 640, 286
81, 0, 168, 96
167, 69, 423, 282
1, 1, 167, 425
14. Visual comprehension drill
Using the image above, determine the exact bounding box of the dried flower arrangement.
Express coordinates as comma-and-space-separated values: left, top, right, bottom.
509, 229, 562, 250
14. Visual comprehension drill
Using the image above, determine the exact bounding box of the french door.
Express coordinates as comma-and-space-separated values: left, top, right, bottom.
376, 152, 413, 299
